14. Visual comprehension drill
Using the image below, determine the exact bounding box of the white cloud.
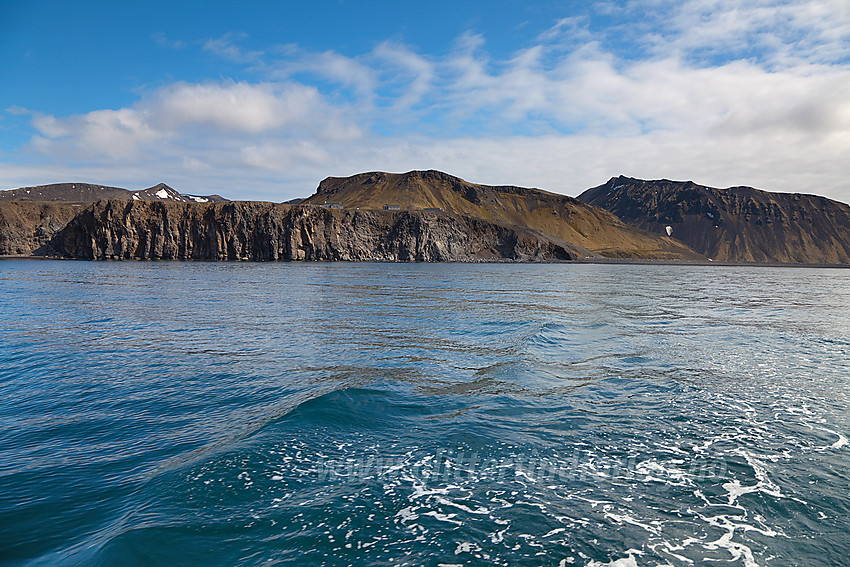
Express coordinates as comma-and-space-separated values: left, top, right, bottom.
23, 80, 363, 163
4, 0, 850, 205
240, 141, 331, 171
269, 49, 377, 100
31, 108, 160, 159
371, 42, 435, 110
536, 15, 593, 44
150, 82, 325, 133
152, 32, 186, 50
635, 0, 850, 66
203, 33, 264, 63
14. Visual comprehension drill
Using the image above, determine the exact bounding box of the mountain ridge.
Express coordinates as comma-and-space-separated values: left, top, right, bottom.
578, 176, 850, 264
304, 170, 703, 260
0, 182, 227, 204
2, 170, 849, 264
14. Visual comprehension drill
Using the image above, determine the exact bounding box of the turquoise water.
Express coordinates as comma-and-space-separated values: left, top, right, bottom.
1, 260, 849, 566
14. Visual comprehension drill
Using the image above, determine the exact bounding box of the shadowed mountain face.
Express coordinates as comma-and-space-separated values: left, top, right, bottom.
579, 176, 850, 264
0, 182, 226, 204
304, 170, 703, 260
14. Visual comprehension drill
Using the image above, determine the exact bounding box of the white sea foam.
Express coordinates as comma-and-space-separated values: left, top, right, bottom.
490, 527, 509, 543
723, 449, 784, 506
454, 541, 481, 555
604, 511, 659, 534
821, 427, 848, 449
433, 495, 490, 515
701, 524, 759, 567
585, 551, 641, 566
395, 506, 419, 523
422, 510, 462, 525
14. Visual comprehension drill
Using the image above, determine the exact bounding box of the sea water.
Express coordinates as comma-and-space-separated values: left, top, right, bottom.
1, 260, 848, 566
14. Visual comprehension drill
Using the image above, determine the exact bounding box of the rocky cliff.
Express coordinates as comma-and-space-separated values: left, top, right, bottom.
578, 176, 850, 264
0, 201, 82, 256
304, 170, 703, 260
1, 200, 583, 262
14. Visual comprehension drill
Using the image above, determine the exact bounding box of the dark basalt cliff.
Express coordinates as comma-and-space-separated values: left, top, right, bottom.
0, 201, 83, 256
1, 200, 582, 262
579, 176, 850, 264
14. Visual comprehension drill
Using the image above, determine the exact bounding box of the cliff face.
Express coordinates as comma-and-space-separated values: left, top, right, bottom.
2, 200, 581, 262
578, 176, 850, 264
0, 202, 82, 256
304, 170, 703, 260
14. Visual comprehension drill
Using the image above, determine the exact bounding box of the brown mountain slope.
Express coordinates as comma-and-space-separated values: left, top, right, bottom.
303, 170, 703, 260
0, 182, 227, 203
578, 176, 850, 264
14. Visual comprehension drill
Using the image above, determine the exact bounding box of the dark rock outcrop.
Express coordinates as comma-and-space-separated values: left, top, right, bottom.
3, 200, 582, 262
0, 201, 82, 256
579, 176, 850, 264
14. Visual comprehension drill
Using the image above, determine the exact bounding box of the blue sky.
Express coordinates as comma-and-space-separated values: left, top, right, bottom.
1, 0, 848, 202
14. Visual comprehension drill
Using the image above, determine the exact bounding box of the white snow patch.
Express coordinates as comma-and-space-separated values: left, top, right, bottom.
155, 188, 170, 199
132, 194, 140, 200
187, 195, 209, 203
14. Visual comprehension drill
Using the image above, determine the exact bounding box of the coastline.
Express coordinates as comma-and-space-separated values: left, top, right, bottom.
3, 254, 847, 268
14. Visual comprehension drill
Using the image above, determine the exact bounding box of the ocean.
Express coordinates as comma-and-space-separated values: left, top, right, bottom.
1, 260, 848, 566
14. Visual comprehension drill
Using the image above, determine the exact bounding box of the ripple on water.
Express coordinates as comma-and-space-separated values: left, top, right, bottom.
1, 262, 848, 566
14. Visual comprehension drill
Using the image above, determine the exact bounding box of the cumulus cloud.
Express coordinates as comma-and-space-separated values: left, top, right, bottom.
31, 108, 159, 159
4, 0, 850, 204
25, 80, 363, 164
150, 82, 325, 133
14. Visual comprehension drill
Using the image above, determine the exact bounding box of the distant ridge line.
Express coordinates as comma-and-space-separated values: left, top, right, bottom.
0, 181, 226, 204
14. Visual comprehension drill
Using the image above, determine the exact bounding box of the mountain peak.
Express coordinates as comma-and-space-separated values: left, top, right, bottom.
304, 170, 702, 260
578, 177, 850, 263
144, 182, 174, 192
133, 183, 184, 201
